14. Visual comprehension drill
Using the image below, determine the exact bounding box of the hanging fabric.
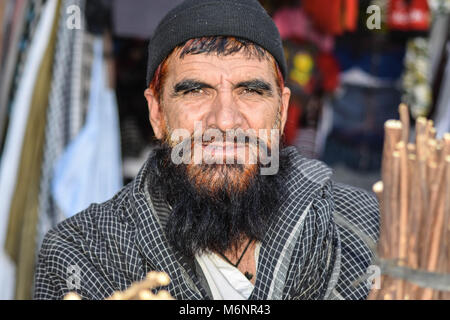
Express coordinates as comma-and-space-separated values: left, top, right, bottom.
4, 0, 61, 299
0, 0, 11, 67
36, 0, 86, 253
51, 36, 123, 218
0, 0, 30, 155
0, 0, 59, 300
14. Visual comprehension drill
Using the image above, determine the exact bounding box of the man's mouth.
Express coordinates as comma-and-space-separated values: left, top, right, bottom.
202, 142, 247, 158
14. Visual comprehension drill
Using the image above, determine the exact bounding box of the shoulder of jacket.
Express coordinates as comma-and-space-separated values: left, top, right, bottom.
331, 182, 380, 242
38, 183, 134, 266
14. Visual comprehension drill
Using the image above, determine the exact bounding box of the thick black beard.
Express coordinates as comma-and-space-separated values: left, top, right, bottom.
148, 143, 289, 258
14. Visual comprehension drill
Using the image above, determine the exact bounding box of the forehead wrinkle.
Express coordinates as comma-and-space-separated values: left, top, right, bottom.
172, 53, 271, 73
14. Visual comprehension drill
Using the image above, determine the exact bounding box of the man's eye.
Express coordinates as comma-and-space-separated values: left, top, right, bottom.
185, 88, 205, 95
242, 88, 263, 95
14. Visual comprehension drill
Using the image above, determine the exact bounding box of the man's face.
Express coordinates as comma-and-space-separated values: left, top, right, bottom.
145, 50, 291, 194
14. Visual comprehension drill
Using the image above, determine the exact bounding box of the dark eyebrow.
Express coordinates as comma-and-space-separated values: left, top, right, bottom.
172, 79, 213, 95
235, 79, 274, 96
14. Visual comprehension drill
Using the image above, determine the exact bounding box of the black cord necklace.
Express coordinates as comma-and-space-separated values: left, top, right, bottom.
218, 239, 254, 281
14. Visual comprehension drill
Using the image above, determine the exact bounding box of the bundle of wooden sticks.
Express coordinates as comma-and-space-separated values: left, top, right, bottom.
64, 271, 174, 300
370, 104, 450, 300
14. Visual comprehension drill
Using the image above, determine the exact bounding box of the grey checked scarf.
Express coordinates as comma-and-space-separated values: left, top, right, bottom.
34, 147, 380, 300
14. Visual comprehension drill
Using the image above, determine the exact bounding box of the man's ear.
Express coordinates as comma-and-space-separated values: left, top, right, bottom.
279, 86, 291, 133
144, 88, 164, 139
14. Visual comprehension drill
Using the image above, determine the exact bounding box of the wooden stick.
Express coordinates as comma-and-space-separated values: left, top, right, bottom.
373, 181, 383, 203
391, 151, 401, 262
106, 272, 172, 300
396, 142, 409, 299
443, 156, 450, 300
444, 133, 450, 157
427, 139, 438, 185
407, 143, 416, 157
398, 106, 410, 301
381, 121, 403, 259
421, 159, 447, 300
399, 103, 410, 144
426, 120, 435, 140
63, 292, 82, 300
370, 180, 384, 301
415, 118, 429, 268
405, 153, 420, 299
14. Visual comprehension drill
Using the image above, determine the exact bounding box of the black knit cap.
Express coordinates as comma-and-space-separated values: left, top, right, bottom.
146, 0, 287, 87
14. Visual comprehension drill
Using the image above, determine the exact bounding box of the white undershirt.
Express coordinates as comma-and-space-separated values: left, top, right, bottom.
195, 242, 261, 300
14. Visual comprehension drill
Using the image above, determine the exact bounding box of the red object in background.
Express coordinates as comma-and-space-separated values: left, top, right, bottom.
388, 0, 430, 31
344, 0, 358, 32
388, 0, 410, 30
316, 53, 340, 93
303, 0, 343, 35
284, 100, 302, 145
409, 0, 430, 31
273, 6, 335, 52
302, 0, 358, 35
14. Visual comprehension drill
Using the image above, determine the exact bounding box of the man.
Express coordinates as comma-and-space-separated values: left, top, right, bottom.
34, 0, 380, 300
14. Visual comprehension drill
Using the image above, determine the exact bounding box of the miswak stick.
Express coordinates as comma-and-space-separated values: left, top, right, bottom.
390, 151, 402, 299
444, 133, 450, 158
421, 158, 447, 300
106, 271, 171, 300
415, 118, 429, 268
429, 127, 437, 140
399, 103, 410, 144
381, 120, 403, 259
420, 136, 449, 299
373, 181, 383, 203
427, 139, 438, 186
422, 139, 444, 267
369, 180, 384, 301
398, 104, 411, 297
442, 156, 450, 300
435, 154, 450, 300
390, 149, 401, 249
372, 180, 385, 262
407, 143, 416, 157
396, 142, 409, 299
405, 153, 420, 299
426, 120, 435, 140
63, 292, 82, 300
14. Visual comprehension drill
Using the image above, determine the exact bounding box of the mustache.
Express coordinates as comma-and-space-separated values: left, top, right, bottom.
167, 128, 279, 160
162, 125, 282, 175
168, 128, 273, 146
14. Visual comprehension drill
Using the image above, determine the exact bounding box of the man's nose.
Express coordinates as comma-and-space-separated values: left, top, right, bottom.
205, 90, 244, 131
